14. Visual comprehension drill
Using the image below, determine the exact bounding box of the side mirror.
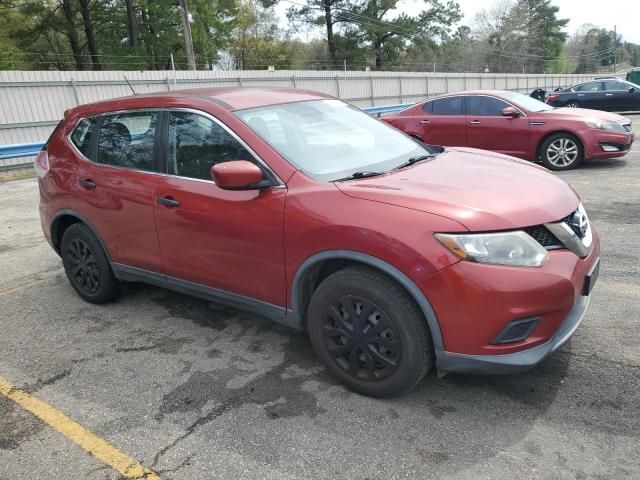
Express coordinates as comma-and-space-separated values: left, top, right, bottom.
629, 87, 636, 93
502, 106, 520, 118
211, 160, 266, 190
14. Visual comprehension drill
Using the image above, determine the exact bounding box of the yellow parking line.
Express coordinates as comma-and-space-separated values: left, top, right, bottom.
0, 376, 160, 479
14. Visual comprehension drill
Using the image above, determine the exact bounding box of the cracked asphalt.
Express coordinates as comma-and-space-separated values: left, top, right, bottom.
1, 116, 639, 480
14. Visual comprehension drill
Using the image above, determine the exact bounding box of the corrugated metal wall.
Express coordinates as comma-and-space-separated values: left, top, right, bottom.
0, 70, 594, 169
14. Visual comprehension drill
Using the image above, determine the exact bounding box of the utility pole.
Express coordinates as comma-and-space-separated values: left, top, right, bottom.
613, 25, 617, 75
179, 0, 196, 70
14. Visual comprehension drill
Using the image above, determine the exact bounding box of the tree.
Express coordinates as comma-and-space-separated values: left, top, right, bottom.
178, 0, 196, 70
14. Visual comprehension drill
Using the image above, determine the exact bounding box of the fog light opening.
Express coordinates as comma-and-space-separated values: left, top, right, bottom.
600, 144, 620, 152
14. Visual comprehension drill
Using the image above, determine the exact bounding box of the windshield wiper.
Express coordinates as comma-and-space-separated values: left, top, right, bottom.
335, 171, 384, 181
393, 154, 435, 170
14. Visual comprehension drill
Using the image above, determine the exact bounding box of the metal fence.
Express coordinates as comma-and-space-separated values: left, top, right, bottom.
0, 70, 596, 171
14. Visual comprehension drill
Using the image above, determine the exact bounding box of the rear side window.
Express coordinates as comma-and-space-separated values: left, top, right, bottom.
431, 97, 463, 115
70, 118, 97, 157
167, 111, 257, 181
97, 111, 158, 171
467, 96, 510, 116
574, 82, 602, 92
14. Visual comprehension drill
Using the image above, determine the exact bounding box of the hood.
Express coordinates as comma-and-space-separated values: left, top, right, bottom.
335, 148, 579, 231
543, 107, 629, 123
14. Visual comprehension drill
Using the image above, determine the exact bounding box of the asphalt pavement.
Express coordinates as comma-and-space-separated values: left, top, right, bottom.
0, 118, 639, 480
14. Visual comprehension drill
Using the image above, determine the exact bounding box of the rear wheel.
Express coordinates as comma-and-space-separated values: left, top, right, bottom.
307, 266, 432, 397
61, 223, 120, 304
540, 133, 584, 171
566, 101, 580, 108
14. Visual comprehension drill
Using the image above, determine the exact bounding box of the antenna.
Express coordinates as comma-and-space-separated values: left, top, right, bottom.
123, 75, 136, 95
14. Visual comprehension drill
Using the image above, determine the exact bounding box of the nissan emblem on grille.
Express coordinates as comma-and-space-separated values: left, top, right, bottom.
571, 211, 589, 238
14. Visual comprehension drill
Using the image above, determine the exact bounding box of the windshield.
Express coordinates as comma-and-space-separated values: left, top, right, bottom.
502, 91, 554, 112
235, 99, 432, 181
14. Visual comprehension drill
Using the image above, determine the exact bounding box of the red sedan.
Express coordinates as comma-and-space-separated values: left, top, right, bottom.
37, 87, 599, 397
383, 90, 634, 170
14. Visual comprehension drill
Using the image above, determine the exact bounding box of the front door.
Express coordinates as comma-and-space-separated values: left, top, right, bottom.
153, 110, 287, 307
465, 96, 530, 158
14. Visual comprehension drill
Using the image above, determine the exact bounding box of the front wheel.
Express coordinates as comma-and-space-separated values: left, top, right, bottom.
566, 101, 580, 108
307, 266, 433, 397
540, 133, 584, 171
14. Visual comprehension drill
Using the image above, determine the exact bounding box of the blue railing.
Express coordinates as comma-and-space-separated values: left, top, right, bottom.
0, 105, 409, 165
363, 103, 413, 117
0, 142, 45, 161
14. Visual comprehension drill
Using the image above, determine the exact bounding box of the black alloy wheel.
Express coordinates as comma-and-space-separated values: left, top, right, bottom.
322, 295, 401, 381
66, 238, 100, 294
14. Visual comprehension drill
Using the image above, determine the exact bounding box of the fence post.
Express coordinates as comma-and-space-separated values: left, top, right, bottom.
165, 77, 171, 91
463, 75, 467, 91
398, 76, 403, 103
335, 75, 341, 98
237, 76, 243, 87
70, 78, 80, 105
425, 75, 429, 98
369, 75, 374, 107
291, 76, 297, 88
444, 75, 449, 94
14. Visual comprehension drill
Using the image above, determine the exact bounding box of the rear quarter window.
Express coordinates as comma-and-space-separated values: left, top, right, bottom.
70, 118, 97, 158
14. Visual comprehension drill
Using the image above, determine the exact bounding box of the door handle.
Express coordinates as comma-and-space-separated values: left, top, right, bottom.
419, 119, 431, 124
79, 178, 96, 189
605, 93, 613, 96
469, 120, 482, 125
156, 196, 181, 208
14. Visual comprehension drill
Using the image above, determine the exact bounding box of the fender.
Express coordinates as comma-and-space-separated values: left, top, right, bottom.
50, 209, 113, 263
287, 250, 445, 355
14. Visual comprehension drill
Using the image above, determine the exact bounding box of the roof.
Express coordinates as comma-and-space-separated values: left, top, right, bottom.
92, 86, 333, 111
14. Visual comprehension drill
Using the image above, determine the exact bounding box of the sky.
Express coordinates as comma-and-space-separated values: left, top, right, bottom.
275, 0, 640, 44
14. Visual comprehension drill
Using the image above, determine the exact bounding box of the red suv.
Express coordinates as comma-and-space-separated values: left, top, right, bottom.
37, 87, 600, 397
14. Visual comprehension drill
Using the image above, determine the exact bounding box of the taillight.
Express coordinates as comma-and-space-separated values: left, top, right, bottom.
34, 150, 49, 177
547, 94, 560, 103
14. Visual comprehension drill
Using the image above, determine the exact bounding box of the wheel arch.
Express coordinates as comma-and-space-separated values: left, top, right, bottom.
288, 250, 445, 353
50, 209, 112, 263
536, 130, 585, 161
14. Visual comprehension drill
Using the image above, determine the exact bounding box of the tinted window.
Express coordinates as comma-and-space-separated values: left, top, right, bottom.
167, 111, 256, 181
431, 97, 463, 115
97, 111, 157, 171
574, 82, 602, 92
70, 118, 97, 157
422, 101, 433, 113
603, 80, 628, 91
467, 96, 511, 116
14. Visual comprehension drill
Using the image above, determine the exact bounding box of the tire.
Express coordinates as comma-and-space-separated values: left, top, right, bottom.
60, 223, 120, 304
307, 266, 432, 398
540, 133, 584, 171
566, 101, 580, 108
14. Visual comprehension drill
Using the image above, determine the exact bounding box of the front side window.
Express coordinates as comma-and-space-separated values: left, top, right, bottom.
167, 111, 257, 181
603, 80, 628, 91
70, 118, 97, 157
97, 111, 158, 171
467, 96, 510, 116
574, 82, 601, 92
431, 96, 464, 115
235, 99, 431, 182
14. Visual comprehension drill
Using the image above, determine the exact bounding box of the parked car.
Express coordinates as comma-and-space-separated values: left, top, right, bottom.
383, 90, 634, 170
545, 78, 640, 111
37, 87, 600, 397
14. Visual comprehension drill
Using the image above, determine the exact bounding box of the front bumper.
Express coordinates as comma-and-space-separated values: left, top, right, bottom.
578, 128, 634, 159
436, 293, 590, 375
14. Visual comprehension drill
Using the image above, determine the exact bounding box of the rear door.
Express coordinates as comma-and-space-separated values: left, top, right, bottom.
602, 80, 640, 111
465, 95, 529, 158
413, 96, 466, 146
68, 110, 163, 272
573, 81, 606, 109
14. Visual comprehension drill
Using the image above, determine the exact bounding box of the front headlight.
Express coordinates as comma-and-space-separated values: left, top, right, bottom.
435, 231, 548, 267
585, 121, 626, 132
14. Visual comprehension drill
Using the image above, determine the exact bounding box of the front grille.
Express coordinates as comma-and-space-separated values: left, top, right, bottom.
524, 225, 563, 248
